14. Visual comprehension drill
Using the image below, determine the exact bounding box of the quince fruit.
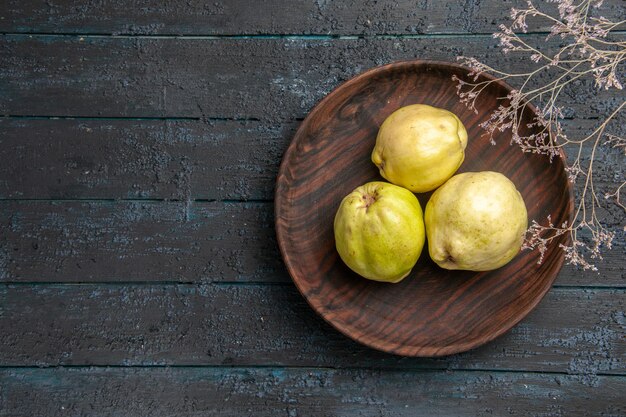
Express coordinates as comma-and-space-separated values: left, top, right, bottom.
372, 104, 468, 193
334, 181, 425, 283
425, 171, 528, 271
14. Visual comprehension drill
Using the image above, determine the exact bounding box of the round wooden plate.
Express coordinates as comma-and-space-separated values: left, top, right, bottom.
275, 60, 573, 357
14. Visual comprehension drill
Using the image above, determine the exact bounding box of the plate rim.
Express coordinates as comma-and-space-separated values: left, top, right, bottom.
274, 58, 574, 357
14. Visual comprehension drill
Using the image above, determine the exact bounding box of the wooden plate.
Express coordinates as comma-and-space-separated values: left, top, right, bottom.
275, 60, 573, 357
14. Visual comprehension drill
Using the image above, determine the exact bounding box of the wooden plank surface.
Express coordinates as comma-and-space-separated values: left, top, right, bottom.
1, 367, 624, 417
2, 0, 624, 35
0, 118, 622, 201
1, 36, 623, 119
0, 201, 622, 285
0, 201, 282, 283
1, 285, 624, 375
0, 368, 626, 417
1, 0, 625, 413
0, 118, 292, 201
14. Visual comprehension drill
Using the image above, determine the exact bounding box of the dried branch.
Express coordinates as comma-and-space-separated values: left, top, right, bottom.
455, 0, 625, 270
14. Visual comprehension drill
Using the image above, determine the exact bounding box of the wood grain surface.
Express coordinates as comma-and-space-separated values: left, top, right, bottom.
0, 118, 290, 200
2, 368, 624, 417
1, 285, 624, 374
276, 60, 573, 356
1, 36, 622, 120
1, 0, 624, 414
0, 118, 619, 202
0, 201, 281, 283
0, 201, 622, 285
2, 0, 624, 35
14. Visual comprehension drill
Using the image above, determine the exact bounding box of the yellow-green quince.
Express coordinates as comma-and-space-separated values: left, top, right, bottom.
334, 181, 425, 283
425, 171, 528, 271
372, 104, 468, 193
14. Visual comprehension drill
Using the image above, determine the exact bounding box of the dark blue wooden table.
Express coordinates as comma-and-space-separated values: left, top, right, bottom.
1, 1, 624, 415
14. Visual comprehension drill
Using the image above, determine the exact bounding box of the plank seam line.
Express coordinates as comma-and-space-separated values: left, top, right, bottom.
551, 284, 626, 290
1, 115, 262, 122
0, 365, 624, 377
0, 114, 596, 123
0, 32, 523, 39
0, 198, 272, 203
1, 31, 624, 39
0, 281, 293, 287
0, 282, 623, 290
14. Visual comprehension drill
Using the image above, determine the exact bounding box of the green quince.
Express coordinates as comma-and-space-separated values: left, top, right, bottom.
334, 181, 425, 283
